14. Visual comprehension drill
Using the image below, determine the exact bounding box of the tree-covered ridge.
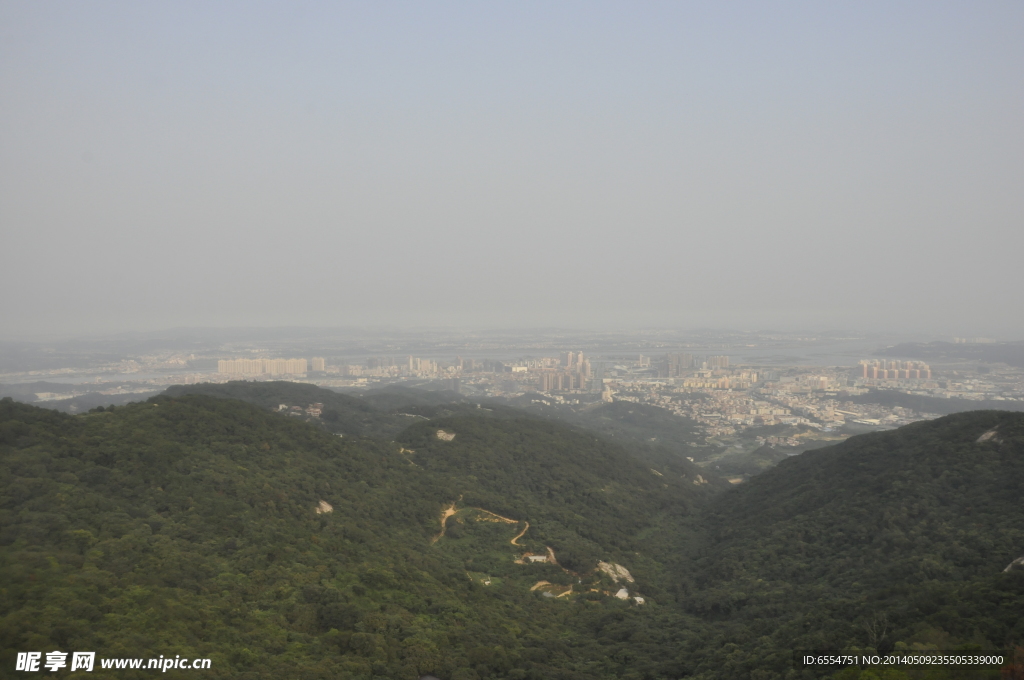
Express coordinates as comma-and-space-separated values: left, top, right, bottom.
496, 397, 704, 450
0, 396, 697, 680
673, 411, 1024, 678
493, 397, 722, 483
0, 395, 447, 678
162, 381, 416, 438
700, 411, 1024, 584
162, 381, 540, 440
395, 415, 708, 577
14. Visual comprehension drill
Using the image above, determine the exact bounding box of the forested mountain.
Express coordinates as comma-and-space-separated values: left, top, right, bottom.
0, 394, 707, 680
164, 382, 528, 439
394, 415, 711, 574
163, 381, 420, 438
2, 390, 1023, 680
165, 382, 716, 484
672, 410, 1024, 677
490, 396, 726, 486
496, 397, 705, 452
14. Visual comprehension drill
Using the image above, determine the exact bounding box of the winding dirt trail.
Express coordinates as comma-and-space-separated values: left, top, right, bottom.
468, 507, 517, 523
510, 522, 530, 546
431, 499, 528, 546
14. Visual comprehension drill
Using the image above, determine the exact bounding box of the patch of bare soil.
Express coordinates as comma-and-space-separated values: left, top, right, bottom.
431, 502, 459, 544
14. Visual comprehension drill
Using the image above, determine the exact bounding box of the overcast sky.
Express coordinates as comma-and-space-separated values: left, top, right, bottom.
2, 2, 1022, 338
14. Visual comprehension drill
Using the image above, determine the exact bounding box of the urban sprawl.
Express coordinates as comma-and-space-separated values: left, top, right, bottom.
20, 344, 1023, 446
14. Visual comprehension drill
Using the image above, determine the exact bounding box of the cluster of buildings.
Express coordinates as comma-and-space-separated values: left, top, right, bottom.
679, 370, 759, 391
622, 387, 820, 438
536, 351, 591, 392
12, 338, 1023, 447
857, 359, 932, 381
276, 402, 324, 418
144, 347, 933, 442
595, 362, 920, 440
331, 352, 593, 393
217, 358, 325, 376
666, 353, 730, 376
335, 356, 488, 379
755, 435, 801, 447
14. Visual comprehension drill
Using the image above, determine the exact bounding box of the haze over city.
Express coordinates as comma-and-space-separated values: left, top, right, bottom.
2, 2, 1023, 338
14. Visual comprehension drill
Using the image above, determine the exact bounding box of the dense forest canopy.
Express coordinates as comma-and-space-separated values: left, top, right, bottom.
675, 411, 1024, 677
2, 386, 1023, 679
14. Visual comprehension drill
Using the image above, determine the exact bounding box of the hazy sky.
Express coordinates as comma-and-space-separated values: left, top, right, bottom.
2, 2, 1022, 338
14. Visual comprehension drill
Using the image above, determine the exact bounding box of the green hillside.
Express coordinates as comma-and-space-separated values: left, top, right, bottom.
0, 394, 702, 680
163, 381, 418, 438
166, 382, 717, 486
163, 382, 530, 440
3, 389, 1024, 680
675, 411, 1024, 678
497, 397, 705, 452
395, 415, 708, 575
494, 396, 727, 486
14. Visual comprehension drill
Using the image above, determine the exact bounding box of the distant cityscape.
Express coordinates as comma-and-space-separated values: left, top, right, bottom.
218, 357, 316, 375
5, 330, 1023, 450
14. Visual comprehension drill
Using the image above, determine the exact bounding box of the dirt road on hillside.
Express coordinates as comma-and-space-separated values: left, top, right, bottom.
510, 522, 530, 545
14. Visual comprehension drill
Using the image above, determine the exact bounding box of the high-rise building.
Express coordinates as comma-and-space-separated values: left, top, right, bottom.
540, 369, 586, 392
857, 359, 930, 382
667, 353, 694, 377
217, 358, 308, 375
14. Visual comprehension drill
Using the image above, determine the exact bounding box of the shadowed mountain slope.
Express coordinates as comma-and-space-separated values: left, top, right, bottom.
671, 411, 1024, 678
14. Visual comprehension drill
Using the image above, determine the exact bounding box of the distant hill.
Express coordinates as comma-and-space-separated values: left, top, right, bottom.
164, 381, 423, 439
499, 396, 704, 450
880, 341, 1024, 368
0, 381, 82, 398
0, 381, 162, 413
358, 383, 466, 412
167, 382, 719, 485
494, 395, 724, 483
846, 388, 1024, 415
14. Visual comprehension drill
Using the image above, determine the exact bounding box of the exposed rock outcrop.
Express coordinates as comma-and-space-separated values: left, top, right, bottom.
597, 561, 635, 583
